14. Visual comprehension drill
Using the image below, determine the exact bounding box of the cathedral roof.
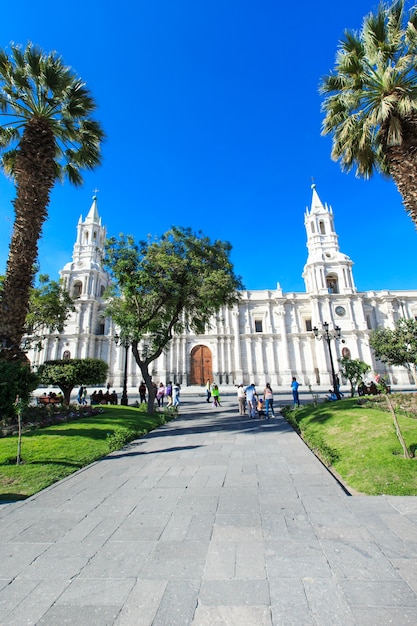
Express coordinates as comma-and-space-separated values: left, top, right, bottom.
306, 183, 333, 215
85, 195, 100, 224
310, 183, 327, 214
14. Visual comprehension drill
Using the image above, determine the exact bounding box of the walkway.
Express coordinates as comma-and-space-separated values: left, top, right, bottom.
1, 396, 417, 625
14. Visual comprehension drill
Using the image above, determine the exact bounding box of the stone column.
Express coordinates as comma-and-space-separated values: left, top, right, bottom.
232, 310, 243, 383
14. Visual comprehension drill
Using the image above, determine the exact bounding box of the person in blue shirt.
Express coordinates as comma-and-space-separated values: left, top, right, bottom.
326, 389, 338, 401
291, 377, 300, 407
245, 383, 257, 418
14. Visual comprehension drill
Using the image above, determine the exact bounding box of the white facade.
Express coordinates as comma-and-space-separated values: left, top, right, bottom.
27, 187, 417, 390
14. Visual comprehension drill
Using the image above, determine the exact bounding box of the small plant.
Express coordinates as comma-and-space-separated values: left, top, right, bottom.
308, 384, 319, 407
106, 428, 144, 452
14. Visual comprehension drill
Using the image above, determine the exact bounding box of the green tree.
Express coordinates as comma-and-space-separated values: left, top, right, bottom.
0, 362, 38, 423
105, 227, 243, 413
0, 272, 74, 418
24, 274, 75, 351
369, 318, 417, 384
338, 357, 371, 397
320, 0, 417, 228
37, 358, 108, 405
0, 42, 104, 361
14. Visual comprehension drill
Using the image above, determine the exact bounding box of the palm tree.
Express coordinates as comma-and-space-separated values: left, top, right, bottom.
320, 0, 417, 228
0, 43, 104, 360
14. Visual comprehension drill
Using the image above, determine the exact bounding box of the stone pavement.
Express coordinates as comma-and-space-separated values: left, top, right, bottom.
1, 397, 417, 625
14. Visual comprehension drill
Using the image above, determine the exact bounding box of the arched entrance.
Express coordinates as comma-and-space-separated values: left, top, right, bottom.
190, 345, 213, 385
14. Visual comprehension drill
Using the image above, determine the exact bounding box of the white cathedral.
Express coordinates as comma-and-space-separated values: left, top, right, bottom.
27, 185, 417, 392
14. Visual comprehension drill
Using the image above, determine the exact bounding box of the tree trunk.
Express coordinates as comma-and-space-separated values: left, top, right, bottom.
385, 115, 417, 229
0, 118, 55, 361
16, 397, 22, 465
385, 394, 411, 459
131, 341, 157, 414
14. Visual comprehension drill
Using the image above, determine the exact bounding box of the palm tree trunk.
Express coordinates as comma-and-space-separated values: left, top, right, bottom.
0, 118, 55, 360
385, 116, 417, 229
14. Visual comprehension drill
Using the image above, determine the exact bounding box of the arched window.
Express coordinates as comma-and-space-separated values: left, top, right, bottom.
326, 274, 339, 294
311, 223, 315, 233
319, 221, 325, 235
100, 285, 105, 297
342, 347, 351, 359
84, 232, 89, 244
63, 350, 71, 360
72, 281, 82, 298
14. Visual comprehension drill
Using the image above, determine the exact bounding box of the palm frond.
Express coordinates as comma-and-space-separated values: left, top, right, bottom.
320, 0, 417, 185
0, 41, 104, 185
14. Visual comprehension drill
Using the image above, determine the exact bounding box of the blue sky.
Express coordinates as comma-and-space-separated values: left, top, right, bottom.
0, 0, 415, 293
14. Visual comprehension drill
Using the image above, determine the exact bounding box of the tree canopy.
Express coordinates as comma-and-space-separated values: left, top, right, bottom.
338, 357, 371, 397
369, 318, 417, 383
104, 226, 243, 412
320, 0, 417, 228
37, 358, 108, 404
0, 362, 39, 422
0, 42, 104, 361
24, 274, 74, 351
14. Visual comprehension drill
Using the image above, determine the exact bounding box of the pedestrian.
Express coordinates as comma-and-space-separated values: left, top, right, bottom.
335, 374, 344, 398
151, 379, 158, 404
237, 383, 246, 415
291, 377, 300, 407
82, 386, 88, 405
156, 382, 165, 407
77, 385, 83, 404
206, 379, 212, 403
257, 396, 264, 417
138, 381, 146, 404
166, 381, 173, 407
326, 389, 338, 401
172, 382, 180, 408
212, 383, 221, 406
245, 383, 257, 418
263, 382, 275, 418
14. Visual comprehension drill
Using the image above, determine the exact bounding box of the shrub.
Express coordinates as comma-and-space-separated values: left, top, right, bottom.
0, 362, 38, 424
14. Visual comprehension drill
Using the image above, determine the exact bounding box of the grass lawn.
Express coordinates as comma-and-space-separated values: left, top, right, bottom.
284, 394, 417, 495
0, 405, 174, 502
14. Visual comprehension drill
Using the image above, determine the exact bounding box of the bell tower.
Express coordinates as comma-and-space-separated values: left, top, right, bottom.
302, 184, 356, 295
60, 195, 110, 300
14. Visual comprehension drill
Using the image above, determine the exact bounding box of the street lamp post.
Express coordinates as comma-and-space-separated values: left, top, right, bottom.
313, 322, 341, 399
114, 334, 130, 406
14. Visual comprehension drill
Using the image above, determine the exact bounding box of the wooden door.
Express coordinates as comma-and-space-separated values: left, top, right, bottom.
190, 345, 212, 385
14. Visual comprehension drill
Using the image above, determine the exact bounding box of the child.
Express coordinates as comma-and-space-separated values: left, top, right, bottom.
212, 383, 221, 406
257, 397, 264, 417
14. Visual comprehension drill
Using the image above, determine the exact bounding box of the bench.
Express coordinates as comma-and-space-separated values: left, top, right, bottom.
37, 396, 63, 406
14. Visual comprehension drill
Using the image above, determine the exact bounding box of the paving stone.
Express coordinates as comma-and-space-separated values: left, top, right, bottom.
79, 540, 155, 578
265, 540, 332, 579
199, 579, 270, 606
114, 579, 167, 625
340, 578, 417, 607
55, 577, 135, 606
320, 539, 401, 580
151, 579, 200, 626
139, 540, 208, 580
303, 577, 355, 625
192, 604, 273, 625
349, 606, 417, 625
38, 604, 121, 626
